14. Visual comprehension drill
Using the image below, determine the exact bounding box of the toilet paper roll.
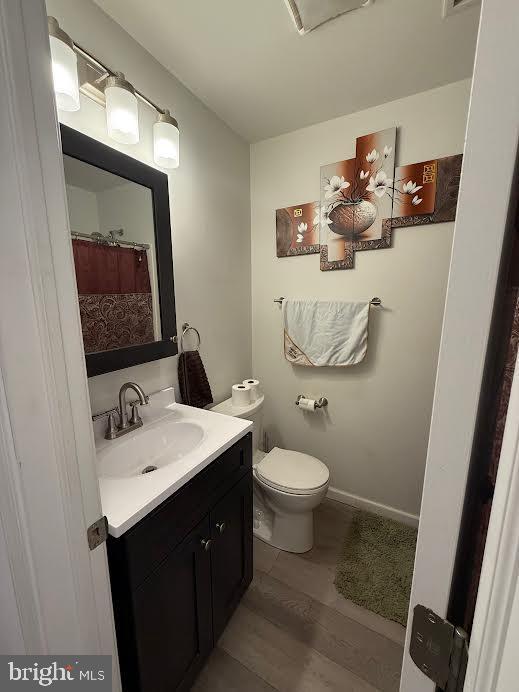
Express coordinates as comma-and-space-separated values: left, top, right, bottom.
243, 379, 261, 401
298, 397, 316, 411
232, 383, 251, 407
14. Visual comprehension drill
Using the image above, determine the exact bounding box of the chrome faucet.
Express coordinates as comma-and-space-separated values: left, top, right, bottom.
105, 382, 149, 440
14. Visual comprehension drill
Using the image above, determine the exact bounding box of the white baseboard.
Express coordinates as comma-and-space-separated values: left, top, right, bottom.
326, 487, 420, 528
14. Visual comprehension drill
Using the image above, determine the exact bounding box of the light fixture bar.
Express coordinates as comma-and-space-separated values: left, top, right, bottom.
73, 41, 167, 117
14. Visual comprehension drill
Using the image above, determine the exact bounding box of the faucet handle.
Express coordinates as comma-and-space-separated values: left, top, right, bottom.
105, 412, 118, 440
130, 403, 143, 426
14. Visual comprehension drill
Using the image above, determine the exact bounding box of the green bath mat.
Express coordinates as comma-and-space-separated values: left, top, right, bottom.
334, 510, 417, 626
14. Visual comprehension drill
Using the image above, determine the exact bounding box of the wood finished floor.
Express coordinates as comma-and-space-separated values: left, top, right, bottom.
193, 499, 406, 692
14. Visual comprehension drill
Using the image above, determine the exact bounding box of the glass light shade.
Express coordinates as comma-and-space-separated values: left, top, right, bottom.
48, 30, 80, 112
105, 74, 139, 145
153, 111, 180, 169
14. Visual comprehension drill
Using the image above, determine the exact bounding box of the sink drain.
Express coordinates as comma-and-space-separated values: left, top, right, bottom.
141, 465, 158, 474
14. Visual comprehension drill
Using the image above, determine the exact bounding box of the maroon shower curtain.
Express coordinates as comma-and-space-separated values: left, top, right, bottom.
72, 239, 155, 353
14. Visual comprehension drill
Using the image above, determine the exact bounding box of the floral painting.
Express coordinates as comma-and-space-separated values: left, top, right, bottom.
276, 201, 320, 257
393, 160, 437, 218
391, 155, 463, 228
320, 128, 396, 270
319, 158, 356, 270
275, 125, 462, 271
352, 128, 396, 250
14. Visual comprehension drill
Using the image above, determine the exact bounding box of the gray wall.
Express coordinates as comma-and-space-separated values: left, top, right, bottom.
250, 80, 471, 518
47, 0, 252, 413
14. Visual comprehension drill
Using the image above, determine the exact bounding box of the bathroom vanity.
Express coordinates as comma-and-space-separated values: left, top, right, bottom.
94, 391, 253, 692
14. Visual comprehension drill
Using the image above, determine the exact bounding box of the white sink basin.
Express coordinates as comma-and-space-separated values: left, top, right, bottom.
94, 389, 253, 537
97, 420, 205, 479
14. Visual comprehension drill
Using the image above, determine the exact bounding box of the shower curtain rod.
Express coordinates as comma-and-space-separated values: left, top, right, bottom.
71, 230, 150, 251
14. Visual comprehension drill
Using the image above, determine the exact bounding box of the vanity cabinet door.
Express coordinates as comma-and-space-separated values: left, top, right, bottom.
132, 516, 213, 692
210, 473, 253, 641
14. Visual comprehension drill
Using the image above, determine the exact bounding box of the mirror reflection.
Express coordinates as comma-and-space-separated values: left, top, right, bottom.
64, 155, 161, 354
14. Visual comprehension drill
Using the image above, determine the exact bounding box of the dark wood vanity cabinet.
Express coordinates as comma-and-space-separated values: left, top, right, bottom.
210, 473, 253, 641
107, 433, 253, 692
132, 517, 213, 692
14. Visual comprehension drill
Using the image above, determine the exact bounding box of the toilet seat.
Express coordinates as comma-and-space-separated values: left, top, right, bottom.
255, 447, 329, 495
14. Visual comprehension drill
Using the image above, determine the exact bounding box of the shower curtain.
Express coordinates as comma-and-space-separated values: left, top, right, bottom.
72, 239, 155, 353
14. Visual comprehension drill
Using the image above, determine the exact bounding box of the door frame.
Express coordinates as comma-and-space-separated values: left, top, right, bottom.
2, 0, 519, 691
0, 0, 119, 686
400, 0, 519, 689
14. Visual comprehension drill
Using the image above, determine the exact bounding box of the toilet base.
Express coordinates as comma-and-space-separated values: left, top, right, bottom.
253, 496, 315, 553
253, 468, 328, 554
254, 509, 314, 553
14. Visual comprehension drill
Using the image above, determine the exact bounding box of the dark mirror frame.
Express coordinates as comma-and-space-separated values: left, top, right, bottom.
60, 124, 178, 377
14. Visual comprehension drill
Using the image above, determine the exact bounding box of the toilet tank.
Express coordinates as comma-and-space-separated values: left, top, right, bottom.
211, 395, 264, 452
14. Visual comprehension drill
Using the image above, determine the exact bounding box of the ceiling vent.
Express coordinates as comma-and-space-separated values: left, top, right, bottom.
443, 0, 480, 17
284, 0, 373, 35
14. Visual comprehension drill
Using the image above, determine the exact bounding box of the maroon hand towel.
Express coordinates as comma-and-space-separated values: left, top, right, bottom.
178, 350, 213, 409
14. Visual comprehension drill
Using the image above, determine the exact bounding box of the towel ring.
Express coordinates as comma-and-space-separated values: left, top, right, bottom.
180, 322, 201, 352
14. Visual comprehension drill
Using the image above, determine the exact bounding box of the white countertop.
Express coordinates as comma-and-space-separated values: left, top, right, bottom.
94, 388, 252, 537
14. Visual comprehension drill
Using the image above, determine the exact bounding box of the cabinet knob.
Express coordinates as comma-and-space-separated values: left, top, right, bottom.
200, 538, 212, 552
216, 521, 226, 535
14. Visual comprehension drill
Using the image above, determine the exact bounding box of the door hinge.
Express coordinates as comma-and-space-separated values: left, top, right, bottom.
410, 604, 469, 691
87, 516, 108, 551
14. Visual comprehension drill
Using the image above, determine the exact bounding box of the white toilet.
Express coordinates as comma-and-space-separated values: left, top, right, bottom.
212, 394, 329, 553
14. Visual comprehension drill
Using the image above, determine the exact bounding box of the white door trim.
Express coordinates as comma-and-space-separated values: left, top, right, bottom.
400, 0, 519, 688
0, 0, 119, 685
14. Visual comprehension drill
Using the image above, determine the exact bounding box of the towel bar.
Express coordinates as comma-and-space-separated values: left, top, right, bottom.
274, 297, 382, 306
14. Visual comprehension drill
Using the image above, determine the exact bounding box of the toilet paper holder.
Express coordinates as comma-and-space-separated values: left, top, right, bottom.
295, 394, 328, 409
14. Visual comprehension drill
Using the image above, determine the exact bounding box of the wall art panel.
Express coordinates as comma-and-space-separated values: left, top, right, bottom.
352, 128, 396, 251
393, 159, 437, 218
319, 158, 356, 270
275, 123, 462, 271
392, 154, 462, 228
276, 201, 320, 257
319, 128, 396, 270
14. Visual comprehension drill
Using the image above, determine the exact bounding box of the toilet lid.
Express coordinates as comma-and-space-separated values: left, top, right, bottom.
256, 447, 329, 493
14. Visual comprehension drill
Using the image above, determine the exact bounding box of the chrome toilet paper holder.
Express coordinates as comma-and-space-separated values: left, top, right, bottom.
295, 395, 328, 408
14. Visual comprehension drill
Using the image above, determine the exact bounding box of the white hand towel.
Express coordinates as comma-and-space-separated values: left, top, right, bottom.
282, 299, 370, 367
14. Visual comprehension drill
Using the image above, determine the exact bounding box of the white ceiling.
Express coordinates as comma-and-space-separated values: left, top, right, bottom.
93, 0, 480, 142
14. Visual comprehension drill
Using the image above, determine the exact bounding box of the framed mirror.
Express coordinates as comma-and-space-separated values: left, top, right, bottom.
60, 124, 177, 377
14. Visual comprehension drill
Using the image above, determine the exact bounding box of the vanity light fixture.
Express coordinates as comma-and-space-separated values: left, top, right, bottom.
104, 72, 140, 145
47, 17, 180, 163
47, 17, 80, 112
153, 109, 180, 169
